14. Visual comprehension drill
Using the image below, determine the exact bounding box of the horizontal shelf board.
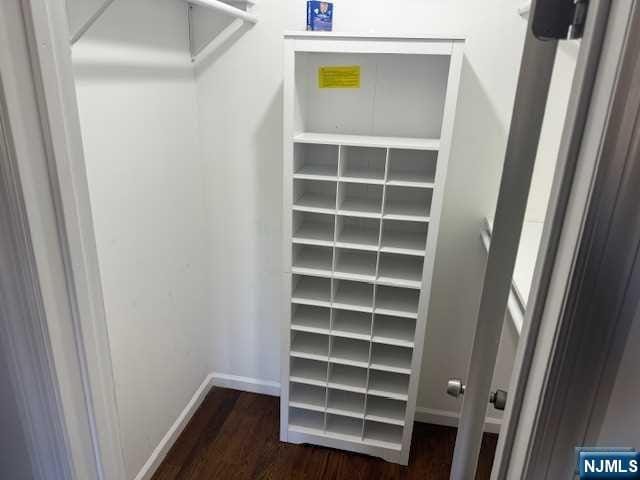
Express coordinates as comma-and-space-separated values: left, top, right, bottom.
334, 253, 377, 282
386, 171, 436, 189
372, 315, 416, 348
326, 408, 364, 419
365, 414, 405, 427
339, 198, 383, 219
381, 230, 427, 256
340, 171, 385, 185
294, 164, 338, 181
290, 358, 327, 386
330, 337, 370, 367
363, 436, 402, 451
383, 212, 430, 223
368, 371, 410, 401
293, 192, 336, 214
328, 382, 366, 395
372, 336, 414, 348
376, 277, 422, 289
326, 415, 365, 442
329, 364, 367, 393
292, 306, 330, 335
386, 179, 434, 189
375, 288, 420, 319
324, 429, 364, 443
336, 226, 380, 252
292, 267, 333, 277
333, 282, 374, 313
293, 248, 333, 276
289, 401, 325, 413
293, 220, 335, 247
331, 329, 371, 342
289, 424, 325, 436
371, 340, 414, 373
370, 364, 412, 375
290, 332, 329, 361
290, 376, 326, 387
365, 422, 403, 450
292, 276, 331, 306
294, 132, 441, 151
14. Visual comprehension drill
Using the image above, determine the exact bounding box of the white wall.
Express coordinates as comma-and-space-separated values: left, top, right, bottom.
71, 1, 212, 477
195, 0, 527, 424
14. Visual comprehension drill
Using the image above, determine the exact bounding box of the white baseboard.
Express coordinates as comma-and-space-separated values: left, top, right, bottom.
133, 374, 215, 480
209, 372, 280, 396
134, 374, 500, 480
415, 406, 502, 434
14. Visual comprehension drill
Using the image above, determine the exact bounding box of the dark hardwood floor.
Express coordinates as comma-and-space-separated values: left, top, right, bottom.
152, 387, 497, 480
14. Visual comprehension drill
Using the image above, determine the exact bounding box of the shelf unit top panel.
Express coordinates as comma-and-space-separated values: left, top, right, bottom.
294, 132, 440, 151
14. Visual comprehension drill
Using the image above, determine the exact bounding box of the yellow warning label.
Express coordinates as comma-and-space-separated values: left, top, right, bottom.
318, 66, 361, 88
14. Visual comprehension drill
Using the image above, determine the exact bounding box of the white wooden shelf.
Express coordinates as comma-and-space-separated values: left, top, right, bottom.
332, 310, 373, 341
328, 364, 368, 394
333, 281, 374, 312
372, 316, 416, 348
327, 390, 365, 419
294, 132, 441, 151
290, 332, 329, 361
365, 397, 406, 426
293, 193, 336, 214
290, 358, 328, 387
367, 370, 410, 401
375, 287, 420, 319
290, 383, 326, 412
292, 276, 331, 307
331, 337, 370, 368
292, 246, 333, 276
283, 35, 464, 464
291, 305, 330, 334
370, 344, 413, 375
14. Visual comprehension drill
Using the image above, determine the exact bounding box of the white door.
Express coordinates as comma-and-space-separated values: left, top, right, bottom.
449, 0, 625, 478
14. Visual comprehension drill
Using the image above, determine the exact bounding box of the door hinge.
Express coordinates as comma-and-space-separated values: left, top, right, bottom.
532, 0, 589, 41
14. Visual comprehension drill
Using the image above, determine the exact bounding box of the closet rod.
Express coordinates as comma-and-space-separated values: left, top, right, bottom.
189, 0, 258, 24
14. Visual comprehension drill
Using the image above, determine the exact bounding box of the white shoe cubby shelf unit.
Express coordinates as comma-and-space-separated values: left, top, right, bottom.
281, 32, 464, 465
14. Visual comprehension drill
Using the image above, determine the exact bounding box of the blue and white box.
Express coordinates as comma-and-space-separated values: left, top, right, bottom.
307, 2, 333, 31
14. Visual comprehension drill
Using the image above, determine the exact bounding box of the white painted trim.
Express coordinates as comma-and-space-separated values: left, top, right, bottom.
210, 372, 281, 397
134, 375, 215, 480
415, 408, 502, 434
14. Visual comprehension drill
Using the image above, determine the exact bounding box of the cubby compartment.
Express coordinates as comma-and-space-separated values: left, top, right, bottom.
332, 309, 372, 340
384, 186, 433, 222
380, 220, 429, 256
334, 248, 377, 282
290, 331, 329, 361
375, 285, 420, 318
364, 421, 403, 450
365, 396, 407, 426
292, 211, 335, 247
327, 389, 365, 418
292, 244, 333, 276
339, 146, 387, 184
294, 143, 339, 180
338, 183, 383, 218
290, 357, 328, 387
289, 407, 325, 435
293, 179, 337, 214
326, 413, 364, 442
294, 52, 451, 139
372, 315, 416, 348
370, 343, 413, 374
328, 363, 368, 393
289, 382, 327, 412
335, 216, 380, 251
368, 370, 410, 401
291, 305, 330, 334
377, 252, 424, 288
387, 149, 437, 188
333, 279, 374, 312
292, 274, 332, 306
330, 336, 370, 368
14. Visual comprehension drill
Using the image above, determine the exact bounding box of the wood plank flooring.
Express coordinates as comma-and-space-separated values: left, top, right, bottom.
152, 387, 497, 480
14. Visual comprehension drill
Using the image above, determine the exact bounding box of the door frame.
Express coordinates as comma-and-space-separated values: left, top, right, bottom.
0, 0, 126, 478
1, 1, 637, 480
496, 0, 640, 478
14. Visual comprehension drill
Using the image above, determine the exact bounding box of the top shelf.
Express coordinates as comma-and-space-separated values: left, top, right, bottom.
294, 133, 441, 151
